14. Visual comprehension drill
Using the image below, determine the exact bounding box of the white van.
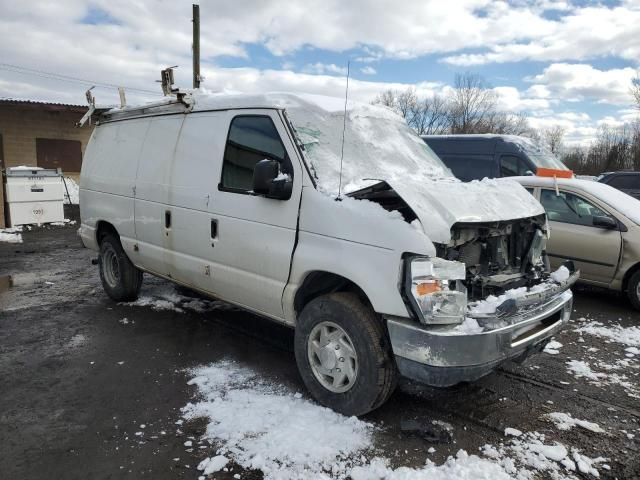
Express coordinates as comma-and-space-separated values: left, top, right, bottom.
79, 92, 577, 415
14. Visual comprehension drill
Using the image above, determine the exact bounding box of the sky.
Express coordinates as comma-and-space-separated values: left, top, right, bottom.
0, 0, 639, 146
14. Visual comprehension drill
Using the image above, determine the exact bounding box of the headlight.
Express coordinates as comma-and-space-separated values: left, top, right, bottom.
405, 257, 467, 325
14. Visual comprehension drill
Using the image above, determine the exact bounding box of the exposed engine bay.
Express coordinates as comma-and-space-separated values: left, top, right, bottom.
436, 217, 549, 300
348, 181, 550, 301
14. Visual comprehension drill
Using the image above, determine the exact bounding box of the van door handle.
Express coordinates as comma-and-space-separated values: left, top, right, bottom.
210, 219, 218, 239
165, 210, 171, 229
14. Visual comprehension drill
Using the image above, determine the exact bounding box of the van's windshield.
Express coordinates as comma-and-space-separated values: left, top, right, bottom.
508, 136, 569, 171
285, 98, 453, 194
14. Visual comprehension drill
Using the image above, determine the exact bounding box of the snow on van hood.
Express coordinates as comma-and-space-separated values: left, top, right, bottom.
388, 176, 545, 243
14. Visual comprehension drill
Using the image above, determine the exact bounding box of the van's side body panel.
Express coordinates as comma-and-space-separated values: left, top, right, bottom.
134, 116, 185, 276
79, 119, 150, 254
282, 187, 436, 323
196, 109, 303, 319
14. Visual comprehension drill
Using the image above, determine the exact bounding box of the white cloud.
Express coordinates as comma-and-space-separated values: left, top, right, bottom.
442, 3, 640, 66
527, 63, 638, 105
492, 86, 550, 112
360, 66, 377, 75
200, 67, 441, 104
302, 63, 348, 76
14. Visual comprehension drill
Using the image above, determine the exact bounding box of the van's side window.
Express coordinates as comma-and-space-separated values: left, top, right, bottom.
500, 155, 529, 177
220, 115, 289, 192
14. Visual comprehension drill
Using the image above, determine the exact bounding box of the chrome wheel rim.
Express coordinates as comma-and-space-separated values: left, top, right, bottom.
636, 282, 640, 301
308, 321, 358, 393
102, 244, 120, 288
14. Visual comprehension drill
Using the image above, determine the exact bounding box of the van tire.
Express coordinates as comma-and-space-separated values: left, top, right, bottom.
99, 234, 143, 302
627, 270, 640, 311
294, 292, 397, 416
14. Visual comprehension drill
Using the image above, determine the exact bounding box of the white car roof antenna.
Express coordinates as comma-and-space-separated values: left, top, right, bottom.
337, 60, 350, 200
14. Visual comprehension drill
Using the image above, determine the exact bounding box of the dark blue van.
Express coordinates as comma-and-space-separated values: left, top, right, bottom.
422, 134, 570, 182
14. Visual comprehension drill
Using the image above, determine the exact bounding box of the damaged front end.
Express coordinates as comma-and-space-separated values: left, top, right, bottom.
349, 180, 578, 387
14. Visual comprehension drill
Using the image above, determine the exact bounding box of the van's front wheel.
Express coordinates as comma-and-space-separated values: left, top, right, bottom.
294, 292, 397, 416
99, 234, 143, 302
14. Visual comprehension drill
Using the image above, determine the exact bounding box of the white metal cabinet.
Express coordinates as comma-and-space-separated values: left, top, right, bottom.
5, 167, 64, 226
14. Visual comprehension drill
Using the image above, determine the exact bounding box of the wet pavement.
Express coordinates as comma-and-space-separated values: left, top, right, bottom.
1, 223, 639, 479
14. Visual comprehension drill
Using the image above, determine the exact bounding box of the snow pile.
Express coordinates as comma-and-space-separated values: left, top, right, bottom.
550, 266, 570, 283
450, 317, 484, 335
543, 412, 605, 433
544, 341, 563, 355
183, 360, 608, 480
122, 285, 237, 313
0, 226, 23, 243
283, 95, 451, 196
350, 451, 514, 480
183, 361, 375, 479
575, 321, 640, 348
482, 431, 608, 478
62, 177, 79, 204
197, 455, 229, 475
468, 265, 570, 316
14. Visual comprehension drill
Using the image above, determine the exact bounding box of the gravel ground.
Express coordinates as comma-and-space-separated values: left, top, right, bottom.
1, 223, 639, 479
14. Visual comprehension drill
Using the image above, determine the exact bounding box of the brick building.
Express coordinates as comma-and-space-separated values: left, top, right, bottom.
0, 99, 94, 227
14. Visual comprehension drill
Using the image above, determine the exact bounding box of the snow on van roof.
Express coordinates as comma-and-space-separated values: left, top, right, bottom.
510, 175, 640, 226
190, 90, 395, 117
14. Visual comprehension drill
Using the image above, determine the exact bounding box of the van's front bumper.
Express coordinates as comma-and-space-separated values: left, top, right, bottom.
387, 284, 574, 387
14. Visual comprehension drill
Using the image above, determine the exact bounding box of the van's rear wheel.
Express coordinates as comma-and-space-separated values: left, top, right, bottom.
294, 292, 397, 416
627, 270, 640, 311
99, 234, 143, 302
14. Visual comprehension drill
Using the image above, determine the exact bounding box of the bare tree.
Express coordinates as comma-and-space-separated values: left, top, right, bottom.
373, 73, 532, 137
373, 89, 396, 109
543, 125, 567, 154
373, 88, 451, 135
449, 72, 499, 134
631, 72, 640, 110
410, 94, 451, 135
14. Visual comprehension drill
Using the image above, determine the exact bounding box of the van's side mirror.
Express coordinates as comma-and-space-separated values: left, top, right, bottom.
252, 159, 292, 200
253, 159, 278, 195
592, 215, 617, 230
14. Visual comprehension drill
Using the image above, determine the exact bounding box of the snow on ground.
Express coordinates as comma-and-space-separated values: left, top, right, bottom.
62, 177, 79, 204
0, 226, 23, 243
575, 320, 640, 348
543, 412, 605, 433
183, 360, 607, 480
566, 359, 639, 398
568, 318, 640, 398
183, 360, 375, 479
121, 285, 238, 314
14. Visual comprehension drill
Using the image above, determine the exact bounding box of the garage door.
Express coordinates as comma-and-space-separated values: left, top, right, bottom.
36, 138, 82, 171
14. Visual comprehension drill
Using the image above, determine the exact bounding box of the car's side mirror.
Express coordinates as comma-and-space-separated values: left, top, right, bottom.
592, 215, 617, 230
252, 159, 292, 200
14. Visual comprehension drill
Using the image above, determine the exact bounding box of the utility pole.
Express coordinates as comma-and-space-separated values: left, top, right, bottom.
192, 4, 200, 89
